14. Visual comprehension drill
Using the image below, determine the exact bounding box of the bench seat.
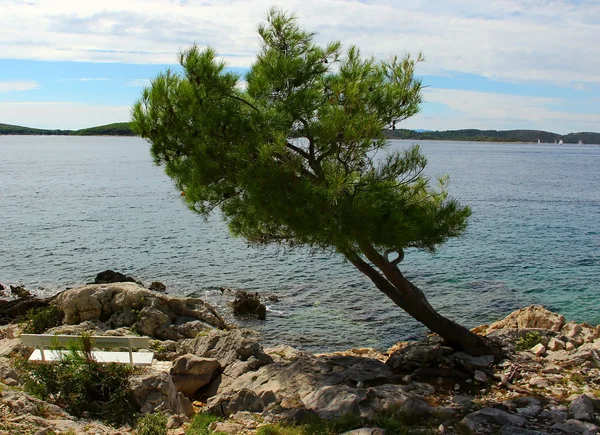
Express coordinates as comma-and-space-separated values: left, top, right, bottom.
21, 334, 154, 366
29, 349, 155, 366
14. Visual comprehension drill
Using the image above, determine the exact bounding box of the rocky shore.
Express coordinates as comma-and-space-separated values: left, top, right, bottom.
1, 279, 600, 435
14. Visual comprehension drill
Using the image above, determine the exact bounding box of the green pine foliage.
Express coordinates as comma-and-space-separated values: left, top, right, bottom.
132, 7, 468, 257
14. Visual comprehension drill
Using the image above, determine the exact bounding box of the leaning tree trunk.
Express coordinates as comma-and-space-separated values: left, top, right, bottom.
346, 243, 502, 357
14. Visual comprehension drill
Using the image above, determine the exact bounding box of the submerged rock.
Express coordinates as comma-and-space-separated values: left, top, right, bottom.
149, 281, 167, 292
94, 269, 139, 284
229, 290, 267, 320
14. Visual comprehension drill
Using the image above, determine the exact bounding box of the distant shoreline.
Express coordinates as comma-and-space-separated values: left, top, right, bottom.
1, 122, 599, 144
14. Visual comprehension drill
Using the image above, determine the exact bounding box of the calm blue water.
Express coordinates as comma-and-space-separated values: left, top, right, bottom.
1, 136, 599, 351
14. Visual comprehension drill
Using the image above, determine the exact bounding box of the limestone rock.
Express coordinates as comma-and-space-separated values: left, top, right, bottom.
183, 328, 272, 369
0, 356, 19, 386
547, 345, 600, 368
531, 343, 546, 357
46, 320, 102, 336
52, 283, 227, 340
170, 354, 221, 395
548, 338, 566, 351
128, 369, 194, 416
488, 306, 565, 332
206, 388, 265, 417
166, 414, 189, 429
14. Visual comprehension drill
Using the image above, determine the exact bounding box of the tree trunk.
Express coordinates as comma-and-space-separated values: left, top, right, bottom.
346, 243, 502, 357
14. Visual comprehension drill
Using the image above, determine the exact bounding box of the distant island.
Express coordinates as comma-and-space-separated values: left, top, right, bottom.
1, 122, 599, 144
0, 122, 136, 136
385, 129, 600, 144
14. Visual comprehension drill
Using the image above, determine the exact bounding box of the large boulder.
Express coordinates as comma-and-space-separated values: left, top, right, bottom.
129, 369, 194, 417
52, 283, 228, 340
182, 328, 273, 370
487, 306, 565, 332
209, 352, 411, 419
170, 354, 221, 395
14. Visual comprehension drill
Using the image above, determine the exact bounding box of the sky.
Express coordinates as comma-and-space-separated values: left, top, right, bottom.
0, 0, 599, 133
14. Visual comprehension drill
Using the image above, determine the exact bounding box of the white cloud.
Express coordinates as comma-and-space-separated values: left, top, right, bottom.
0, 80, 40, 92
0, 0, 598, 87
127, 78, 151, 87
0, 102, 130, 129
400, 88, 600, 134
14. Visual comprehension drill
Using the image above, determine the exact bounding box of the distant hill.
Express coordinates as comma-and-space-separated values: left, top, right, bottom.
1, 122, 599, 144
385, 129, 600, 144
0, 122, 136, 136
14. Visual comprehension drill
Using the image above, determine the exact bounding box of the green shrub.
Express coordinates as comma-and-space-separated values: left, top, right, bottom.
136, 412, 168, 435
15, 338, 138, 426
186, 413, 225, 435
19, 305, 62, 334
515, 331, 542, 351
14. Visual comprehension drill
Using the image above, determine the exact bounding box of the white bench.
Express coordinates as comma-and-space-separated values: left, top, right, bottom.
21, 334, 154, 366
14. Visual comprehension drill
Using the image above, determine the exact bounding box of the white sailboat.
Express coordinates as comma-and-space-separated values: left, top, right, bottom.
558, 139, 564, 145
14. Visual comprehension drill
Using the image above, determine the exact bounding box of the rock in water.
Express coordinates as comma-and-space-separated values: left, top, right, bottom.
94, 270, 137, 284
10, 285, 32, 298
149, 281, 167, 292
229, 290, 267, 320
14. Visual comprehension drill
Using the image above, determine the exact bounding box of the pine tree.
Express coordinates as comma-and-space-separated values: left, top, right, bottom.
133, 8, 498, 356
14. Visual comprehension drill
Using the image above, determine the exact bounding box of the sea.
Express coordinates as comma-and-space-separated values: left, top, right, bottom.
1, 135, 599, 352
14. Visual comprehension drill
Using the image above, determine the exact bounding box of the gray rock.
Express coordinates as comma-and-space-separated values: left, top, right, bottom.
498, 426, 548, 435
569, 395, 595, 422
166, 414, 189, 429
340, 429, 387, 435
183, 328, 273, 369
462, 407, 527, 428
0, 356, 19, 386
206, 388, 265, 417
453, 352, 495, 369
541, 408, 568, 423
552, 419, 598, 433
209, 421, 246, 434
474, 370, 489, 383
170, 353, 221, 395
531, 343, 546, 357
386, 343, 453, 370
128, 369, 194, 416
547, 346, 600, 368
303, 385, 361, 419
548, 338, 567, 351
